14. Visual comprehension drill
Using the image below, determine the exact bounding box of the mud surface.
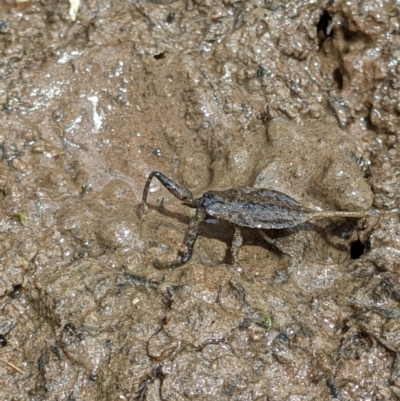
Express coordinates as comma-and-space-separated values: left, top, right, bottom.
1, 0, 400, 400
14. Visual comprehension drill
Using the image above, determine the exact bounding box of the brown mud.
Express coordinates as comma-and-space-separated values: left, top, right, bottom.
1, 0, 400, 400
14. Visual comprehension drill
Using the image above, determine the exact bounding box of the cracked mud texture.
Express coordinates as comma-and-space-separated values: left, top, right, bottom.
1, 0, 400, 400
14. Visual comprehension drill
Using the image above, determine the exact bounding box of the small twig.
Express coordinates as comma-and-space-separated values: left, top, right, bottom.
128, 0, 162, 29
50, 125, 88, 151
0, 357, 26, 374
195, 338, 225, 352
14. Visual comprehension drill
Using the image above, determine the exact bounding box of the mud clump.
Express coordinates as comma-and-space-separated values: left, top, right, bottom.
1, 0, 400, 400
254, 118, 374, 211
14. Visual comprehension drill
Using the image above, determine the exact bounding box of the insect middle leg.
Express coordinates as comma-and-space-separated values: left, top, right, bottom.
153, 208, 205, 269
230, 227, 243, 265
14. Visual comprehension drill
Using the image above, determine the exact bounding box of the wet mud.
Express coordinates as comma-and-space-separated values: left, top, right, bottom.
1, 0, 400, 400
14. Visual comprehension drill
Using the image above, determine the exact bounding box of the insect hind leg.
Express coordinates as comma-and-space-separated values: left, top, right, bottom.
258, 229, 288, 255
258, 229, 297, 261
153, 208, 205, 269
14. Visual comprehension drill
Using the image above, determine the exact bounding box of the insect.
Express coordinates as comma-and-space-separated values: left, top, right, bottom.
141, 171, 383, 269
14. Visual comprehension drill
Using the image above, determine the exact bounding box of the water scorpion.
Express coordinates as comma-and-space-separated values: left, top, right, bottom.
142, 171, 394, 268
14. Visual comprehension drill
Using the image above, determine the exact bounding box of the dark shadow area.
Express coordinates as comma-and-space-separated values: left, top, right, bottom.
350, 240, 365, 259
333, 68, 343, 90
342, 26, 372, 44
154, 52, 166, 60
317, 11, 332, 46
317, 12, 332, 36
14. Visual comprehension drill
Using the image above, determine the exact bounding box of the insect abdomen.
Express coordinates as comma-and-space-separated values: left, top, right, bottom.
202, 189, 311, 229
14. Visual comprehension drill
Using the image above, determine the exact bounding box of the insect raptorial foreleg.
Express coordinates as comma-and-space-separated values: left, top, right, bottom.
153, 208, 205, 269
142, 171, 197, 211
230, 227, 243, 265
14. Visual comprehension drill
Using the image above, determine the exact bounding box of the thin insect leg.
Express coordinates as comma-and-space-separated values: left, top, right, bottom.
258, 229, 288, 256
230, 227, 243, 265
258, 229, 279, 248
142, 171, 197, 211
154, 208, 205, 269
259, 229, 297, 260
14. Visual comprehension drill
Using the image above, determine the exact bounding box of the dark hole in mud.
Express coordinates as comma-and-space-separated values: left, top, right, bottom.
166, 11, 175, 23
257, 65, 267, 78
350, 240, 365, 259
333, 68, 343, 90
9, 284, 22, 298
0, 20, 9, 33
64, 323, 78, 337
327, 379, 340, 399
0, 334, 7, 347
278, 332, 290, 343
154, 52, 166, 60
50, 345, 61, 359
317, 12, 332, 37
364, 109, 375, 132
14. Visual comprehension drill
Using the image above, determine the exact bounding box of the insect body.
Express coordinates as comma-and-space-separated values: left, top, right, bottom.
142, 171, 380, 268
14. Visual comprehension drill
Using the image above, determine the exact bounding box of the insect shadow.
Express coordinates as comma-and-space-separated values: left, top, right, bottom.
140, 203, 254, 263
